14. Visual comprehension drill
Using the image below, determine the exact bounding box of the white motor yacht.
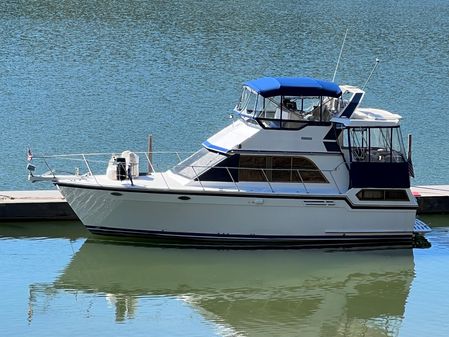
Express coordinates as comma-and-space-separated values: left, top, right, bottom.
29, 77, 430, 247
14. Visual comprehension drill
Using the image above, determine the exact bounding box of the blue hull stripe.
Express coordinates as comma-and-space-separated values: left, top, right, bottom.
86, 226, 413, 248
202, 141, 230, 153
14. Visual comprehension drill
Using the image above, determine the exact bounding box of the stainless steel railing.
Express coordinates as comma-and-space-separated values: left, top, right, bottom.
29, 151, 347, 194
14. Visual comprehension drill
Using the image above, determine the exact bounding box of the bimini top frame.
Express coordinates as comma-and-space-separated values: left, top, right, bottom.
235, 77, 343, 129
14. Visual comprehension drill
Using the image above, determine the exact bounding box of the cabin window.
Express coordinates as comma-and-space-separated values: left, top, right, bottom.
238, 155, 328, 183
239, 156, 268, 181
342, 127, 406, 163
292, 157, 328, 183
356, 189, 409, 201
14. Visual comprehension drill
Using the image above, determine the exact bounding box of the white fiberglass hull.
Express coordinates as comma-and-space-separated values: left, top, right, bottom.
58, 183, 417, 247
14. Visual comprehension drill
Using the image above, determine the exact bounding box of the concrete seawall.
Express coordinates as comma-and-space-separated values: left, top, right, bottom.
1, 186, 449, 222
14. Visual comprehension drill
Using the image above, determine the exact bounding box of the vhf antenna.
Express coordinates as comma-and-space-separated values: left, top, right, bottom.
362, 58, 380, 90
332, 28, 349, 82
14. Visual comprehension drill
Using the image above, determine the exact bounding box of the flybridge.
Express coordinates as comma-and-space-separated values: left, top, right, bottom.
244, 77, 342, 98
235, 76, 360, 130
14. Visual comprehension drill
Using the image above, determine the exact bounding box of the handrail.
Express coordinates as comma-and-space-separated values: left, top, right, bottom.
32, 150, 195, 159
225, 167, 240, 192
42, 158, 56, 179
329, 170, 341, 194
296, 169, 309, 194
144, 152, 156, 173
30, 151, 347, 194
191, 166, 205, 191
158, 166, 171, 190
82, 154, 99, 185
261, 169, 274, 193
81, 154, 93, 176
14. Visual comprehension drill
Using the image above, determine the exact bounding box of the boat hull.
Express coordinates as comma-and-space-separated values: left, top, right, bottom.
58, 183, 417, 247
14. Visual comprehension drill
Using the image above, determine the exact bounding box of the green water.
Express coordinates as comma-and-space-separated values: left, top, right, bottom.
1, 218, 448, 337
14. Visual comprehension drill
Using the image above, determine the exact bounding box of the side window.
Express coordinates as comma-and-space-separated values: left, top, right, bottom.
239, 156, 267, 181
292, 157, 328, 183
272, 156, 291, 182
238, 156, 327, 183
356, 189, 409, 201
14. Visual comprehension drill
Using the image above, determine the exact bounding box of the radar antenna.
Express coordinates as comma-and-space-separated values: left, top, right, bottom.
362, 58, 380, 90
332, 28, 349, 82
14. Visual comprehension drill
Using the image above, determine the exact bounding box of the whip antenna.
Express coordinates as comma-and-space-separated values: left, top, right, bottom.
332, 28, 349, 82
362, 58, 380, 90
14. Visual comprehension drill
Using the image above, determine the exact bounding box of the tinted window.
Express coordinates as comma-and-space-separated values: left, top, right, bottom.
356, 189, 409, 201
238, 156, 327, 183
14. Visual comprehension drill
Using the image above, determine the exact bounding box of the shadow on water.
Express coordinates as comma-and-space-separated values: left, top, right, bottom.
420, 214, 449, 228
27, 236, 415, 337
0, 221, 89, 240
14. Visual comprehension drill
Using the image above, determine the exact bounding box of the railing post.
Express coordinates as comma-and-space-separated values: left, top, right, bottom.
144, 152, 156, 174
82, 154, 99, 185
158, 166, 171, 190
329, 169, 342, 194
42, 158, 56, 179
175, 152, 182, 163
261, 169, 274, 193
296, 169, 309, 194
147, 134, 153, 174
225, 167, 240, 192
191, 166, 205, 191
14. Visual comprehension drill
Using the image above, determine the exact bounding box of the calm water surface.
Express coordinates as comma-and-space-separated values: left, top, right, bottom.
0, 216, 449, 337
1, 1, 449, 336
1, 0, 449, 188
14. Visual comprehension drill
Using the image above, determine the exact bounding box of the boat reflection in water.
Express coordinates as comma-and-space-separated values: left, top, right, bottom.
32, 238, 415, 336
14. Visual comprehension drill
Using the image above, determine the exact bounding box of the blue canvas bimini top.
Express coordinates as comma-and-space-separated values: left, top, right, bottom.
244, 77, 342, 98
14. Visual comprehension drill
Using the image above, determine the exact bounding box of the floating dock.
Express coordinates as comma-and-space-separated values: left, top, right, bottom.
412, 185, 449, 214
1, 186, 449, 221
0, 190, 77, 221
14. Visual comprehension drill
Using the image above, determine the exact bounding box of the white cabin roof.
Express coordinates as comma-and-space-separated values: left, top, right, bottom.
332, 108, 401, 127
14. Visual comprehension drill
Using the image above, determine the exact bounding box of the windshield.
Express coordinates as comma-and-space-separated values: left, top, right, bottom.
171, 148, 228, 179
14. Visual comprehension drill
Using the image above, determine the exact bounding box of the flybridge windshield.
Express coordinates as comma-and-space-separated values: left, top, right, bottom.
235, 86, 342, 129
